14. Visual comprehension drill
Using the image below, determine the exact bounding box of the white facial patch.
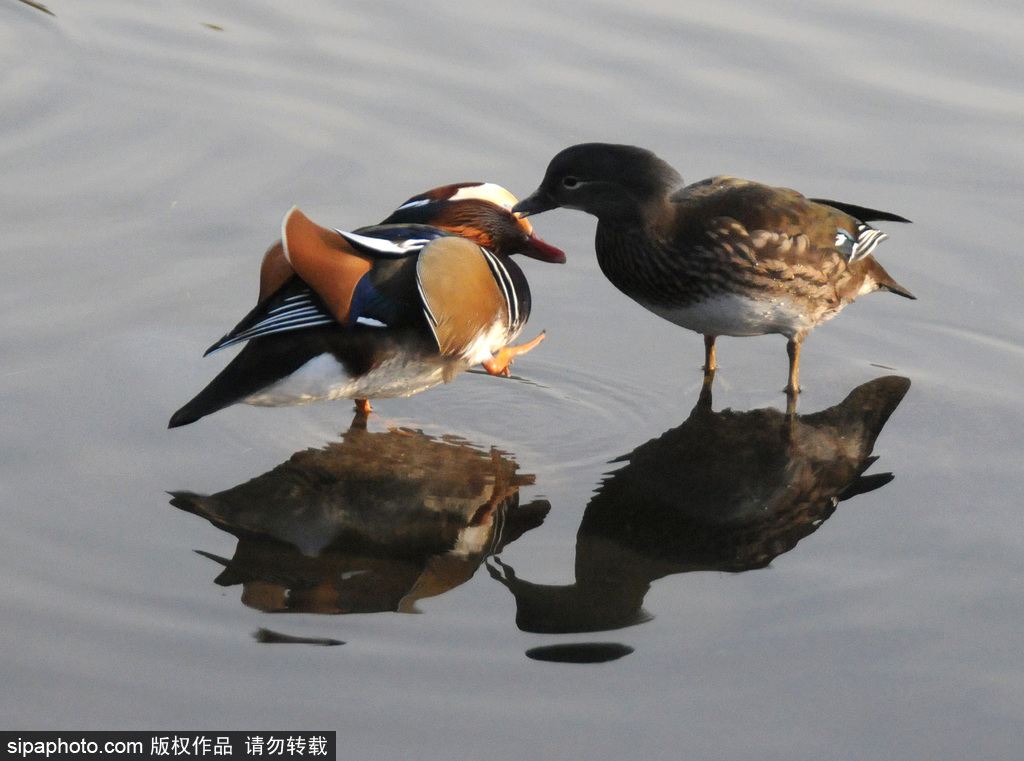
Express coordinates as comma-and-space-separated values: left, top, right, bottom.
449, 183, 518, 211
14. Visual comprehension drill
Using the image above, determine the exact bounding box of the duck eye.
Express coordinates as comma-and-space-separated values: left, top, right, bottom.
562, 176, 581, 189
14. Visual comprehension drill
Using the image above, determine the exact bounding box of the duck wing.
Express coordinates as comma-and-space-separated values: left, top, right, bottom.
416, 237, 527, 359
672, 178, 902, 269
207, 213, 450, 355
204, 276, 336, 355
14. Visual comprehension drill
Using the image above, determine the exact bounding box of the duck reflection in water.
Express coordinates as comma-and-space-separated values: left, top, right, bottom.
169, 426, 548, 615
489, 376, 911, 635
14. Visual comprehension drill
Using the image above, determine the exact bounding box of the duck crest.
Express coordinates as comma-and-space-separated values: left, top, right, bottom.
390, 182, 519, 212
382, 184, 561, 262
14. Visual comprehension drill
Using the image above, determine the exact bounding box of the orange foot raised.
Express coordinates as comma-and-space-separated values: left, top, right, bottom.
481, 332, 546, 377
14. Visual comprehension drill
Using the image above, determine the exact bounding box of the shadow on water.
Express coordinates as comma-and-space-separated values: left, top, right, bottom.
488, 375, 911, 658
169, 424, 549, 641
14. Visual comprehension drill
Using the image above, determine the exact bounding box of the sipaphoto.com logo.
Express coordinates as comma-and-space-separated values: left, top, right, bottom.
6, 736, 141, 758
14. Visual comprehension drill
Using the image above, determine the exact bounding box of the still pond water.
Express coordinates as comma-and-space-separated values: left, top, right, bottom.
3, 0, 1024, 758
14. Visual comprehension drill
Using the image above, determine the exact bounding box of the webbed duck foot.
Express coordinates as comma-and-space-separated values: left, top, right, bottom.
481, 331, 546, 377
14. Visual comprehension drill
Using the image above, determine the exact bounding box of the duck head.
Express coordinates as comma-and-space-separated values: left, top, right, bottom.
513, 143, 684, 223
382, 182, 566, 263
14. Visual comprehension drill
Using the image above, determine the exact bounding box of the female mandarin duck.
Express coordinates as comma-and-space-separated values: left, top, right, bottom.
168, 183, 565, 428
513, 143, 914, 398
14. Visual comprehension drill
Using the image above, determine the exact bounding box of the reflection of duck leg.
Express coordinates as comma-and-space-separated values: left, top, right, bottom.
698, 372, 715, 410
486, 450, 517, 506
470, 449, 540, 529
487, 556, 518, 584
347, 398, 373, 429
482, 332, 546, 377
785, 391, 798, 418
348, 405, 370, 430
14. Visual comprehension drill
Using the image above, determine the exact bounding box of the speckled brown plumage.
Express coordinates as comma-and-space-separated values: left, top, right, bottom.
514, 143, 915, 397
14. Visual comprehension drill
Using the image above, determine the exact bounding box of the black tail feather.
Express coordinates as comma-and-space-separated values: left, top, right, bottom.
811, 198, 911, 224
168, 332, 331, 428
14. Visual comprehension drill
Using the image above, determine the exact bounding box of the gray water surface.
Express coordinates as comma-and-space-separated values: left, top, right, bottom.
3, 1, 1023, 759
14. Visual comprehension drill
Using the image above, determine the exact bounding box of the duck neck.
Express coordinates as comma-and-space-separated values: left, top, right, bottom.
593, 220, 673, 304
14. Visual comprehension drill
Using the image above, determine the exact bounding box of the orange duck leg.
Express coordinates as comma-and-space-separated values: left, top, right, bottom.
481, 332, 546, 377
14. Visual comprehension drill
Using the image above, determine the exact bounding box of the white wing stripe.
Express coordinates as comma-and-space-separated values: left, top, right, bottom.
208, 315, 337, 352
335, 228, 430, 256
850, 226, 888, 261
480, 247, 518, 329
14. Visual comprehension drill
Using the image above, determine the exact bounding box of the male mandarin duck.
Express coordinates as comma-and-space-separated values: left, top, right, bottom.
513, 143, 915, 398
168, 183, 565, 428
